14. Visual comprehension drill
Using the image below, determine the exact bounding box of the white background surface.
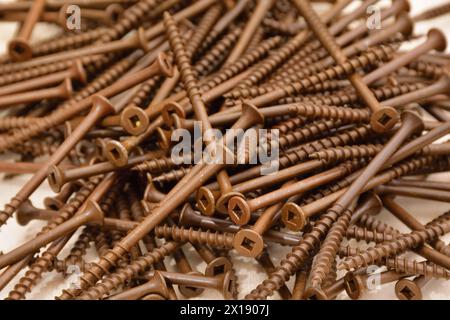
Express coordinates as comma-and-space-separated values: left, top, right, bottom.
0, 0, 449, 300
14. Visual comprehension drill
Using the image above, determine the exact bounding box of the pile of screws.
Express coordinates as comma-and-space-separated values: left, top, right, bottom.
0, 0, 449, 300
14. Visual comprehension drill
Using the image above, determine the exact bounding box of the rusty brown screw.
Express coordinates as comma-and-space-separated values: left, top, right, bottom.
8, 0, 46, 62
106, 271, 169, 300
292, 0, 400, 133
0, 79, 73, 109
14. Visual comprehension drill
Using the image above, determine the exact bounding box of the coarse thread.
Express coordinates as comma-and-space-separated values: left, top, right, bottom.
0, 116, 40, 130
309, 209, 353, 288
235, 29, 321, 91
154, 225, 235, 249
338, 222, 450, 271
322, 258, 337, 289
185, 4, 223, 60
346, 226, 395, 243
271, 117, 306, 134
310, 144, 384, 165
245, 208, 343, 299
283, 103, 371, 124
301, 80, 349, 95
94, 231, 111, 257
270, 45, 327, 82
32, 28, 108, 57
200, 35, 282, 91
262, 17, 300, 35
413, 2, 450, 21
279, 125, 373, 169
246, 157, 435, 299
7, 249, 60, 300
338, 245, 363, 258
385, 257, 450, 279
61, 54, 140, 107
131, 156, 178, 173
357, 214, 402, 237
76, 241, 179, 300
407, 61, 444, 79
224, 45, 397, 100
0, 55, 136, 152
282, 82, 426, 106
194, 27, 242, 78
129, 76, 162, 107
152, 166, 192, 186
278, 120, 341, 150
99, 0, 164, 43
164, 12, 208, 123
299, 178, 353, 206
257, 43, 395, 97
43, 181, 101, 235
245, 27, 264, 54
64, 227, 94, 267
10, 140, 59, 157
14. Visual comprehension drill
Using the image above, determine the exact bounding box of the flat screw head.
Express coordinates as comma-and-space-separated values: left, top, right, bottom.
196, 187, 216, 216
227, 196, 251, 225
105, 140, 129, 167
370, 106, 399, 133
48, 165, 64, 193
281, 202, 307, 231
428, 28, 447, 52
344, 272, 365, 300
216, 191, 244, 215
8, 38, 32, 62
120, 105, 149, 136
205, 257, 232, 277
395, 279, 422, 300
304, 286, 328, 300
156, 52, 175, 78
233, 229, 264, 258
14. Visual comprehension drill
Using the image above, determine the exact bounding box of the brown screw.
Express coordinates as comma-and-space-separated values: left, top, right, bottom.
292, 0, 400, 133
224, 0, 275, 64
344, 270, 410, 300
377, 185, 450, 203
0, 79, 73, 109
158, 270, 237, 300
106, 271, 169, 300
395, 276, 427, 301
193, 244, 232, 277
8, 0, 46, 62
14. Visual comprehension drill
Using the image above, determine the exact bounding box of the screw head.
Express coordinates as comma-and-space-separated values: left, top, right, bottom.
216, 191, 244, 214
370, 106, 399, 133
222, 271, 237, 300
178, 271, 205, 298
8, 38, 33, 62
304, 286, 328, 300
227, 196, 251, 225
344, 272, 365, 300
196, 187, 216, 216
156, 52, 175, 78
281, 202, 307, 231
395, 279, 422, 300
428, 28, 447, 52
233, 229, 264, 258
120, 105, 149, 136
105, 140, 129, 167
48, 165, 65, 193
205, 257, 232, 277
161, 102, 186, 128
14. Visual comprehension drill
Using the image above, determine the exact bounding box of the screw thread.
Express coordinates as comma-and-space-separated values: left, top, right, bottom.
338, 245, 363, 258
346, 226, 395, 244
0, 116, 40, 130
64, 227, 94, 267
278, 120, 342, 150
154, 225, 235, 248
357, 214, 402, 237
310, 144, 384, 164
385, 257, 450, 279
32, 28, 107, 57
132, 156, 178, 173
185, 4, 223, 60
100, 0, 163, 43
281, 82, 425, 107
310, 209, 353, 288
245, 209, 341, 300
7, 249, 59, 300
407, 61, 445, 79
77, 241, 179, 300
195, 27, 242, 78
152, 166, 192, 186
287, 102, 371, 124
271, 117, 306, 134
225, 45, 396, 100
238, 30, 321, 90
339, 222, 450, 271
129, 76, 162, 107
